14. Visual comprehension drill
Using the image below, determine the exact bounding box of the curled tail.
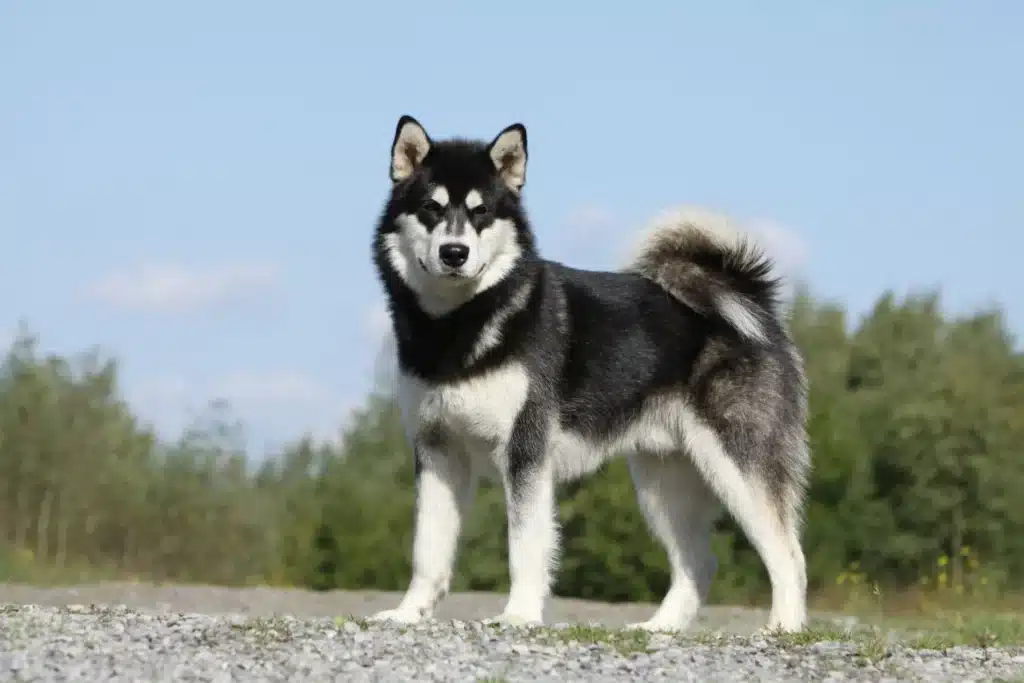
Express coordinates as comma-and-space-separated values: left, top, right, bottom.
625, 206, 784, 342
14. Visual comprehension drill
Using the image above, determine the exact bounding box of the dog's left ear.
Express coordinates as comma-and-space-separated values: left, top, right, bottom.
487, 123, 528, 192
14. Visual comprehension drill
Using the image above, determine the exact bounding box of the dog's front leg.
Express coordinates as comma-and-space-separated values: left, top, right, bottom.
491, 407, 557, 626
370, 444, 476, 624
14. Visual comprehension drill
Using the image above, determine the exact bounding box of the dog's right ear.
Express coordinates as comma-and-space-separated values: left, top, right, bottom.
487, 123, 528, 193
390, 115, 432, 183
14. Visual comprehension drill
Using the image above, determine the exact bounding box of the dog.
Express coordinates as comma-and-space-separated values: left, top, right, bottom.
367, 115, 810, 633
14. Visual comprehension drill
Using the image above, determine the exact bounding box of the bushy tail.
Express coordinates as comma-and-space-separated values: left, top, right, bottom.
624, 206, 784, 342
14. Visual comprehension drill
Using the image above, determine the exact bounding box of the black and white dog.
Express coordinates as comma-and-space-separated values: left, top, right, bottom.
369, 116, 810, 632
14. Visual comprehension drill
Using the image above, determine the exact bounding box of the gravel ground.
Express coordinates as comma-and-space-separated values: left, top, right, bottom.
1, 583, 1022, 682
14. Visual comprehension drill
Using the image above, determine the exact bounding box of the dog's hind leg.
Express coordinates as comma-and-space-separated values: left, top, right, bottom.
625, 451, 720, 632
680, 412, 809, 632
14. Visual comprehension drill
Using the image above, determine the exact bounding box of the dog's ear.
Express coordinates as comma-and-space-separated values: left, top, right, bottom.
390, 115, 432, 183
487, 123, 528, 192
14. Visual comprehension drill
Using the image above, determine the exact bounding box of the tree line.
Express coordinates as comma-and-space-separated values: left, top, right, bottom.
1, 286, 1022, 607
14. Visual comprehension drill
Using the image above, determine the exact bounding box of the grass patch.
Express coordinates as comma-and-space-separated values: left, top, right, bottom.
497, 613, 1022, 660
796, 614, 1022, 651
795, 551, 1024, 654
895, 612, 1024, 649
333, 615, 369, 630
853, 630, 891, 665
768, 621, 856, 646
747, 611, 1023, 662
536, 624, 652, 656
739, 622, 892, 665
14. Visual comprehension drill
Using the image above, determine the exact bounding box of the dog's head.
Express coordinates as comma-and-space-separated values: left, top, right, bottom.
377, 115, 533, 316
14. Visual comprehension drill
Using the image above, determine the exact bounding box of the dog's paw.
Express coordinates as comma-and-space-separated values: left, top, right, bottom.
625, 620, 682, 633
484, 611, 542, 628
368, 608, 425, 625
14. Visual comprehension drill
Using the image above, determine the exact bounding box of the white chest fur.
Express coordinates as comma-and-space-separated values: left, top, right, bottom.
396, 362, 531, 476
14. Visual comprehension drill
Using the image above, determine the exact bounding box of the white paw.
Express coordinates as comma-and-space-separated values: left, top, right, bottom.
368, 608, 425, 625
485, 611, 542, 628
626, 620, 682, 633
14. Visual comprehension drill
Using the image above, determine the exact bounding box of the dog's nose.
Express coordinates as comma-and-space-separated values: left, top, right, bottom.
439, 243, 470, 268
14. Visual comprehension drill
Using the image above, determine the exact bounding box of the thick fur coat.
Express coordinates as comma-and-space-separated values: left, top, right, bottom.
369, 115, 810, 633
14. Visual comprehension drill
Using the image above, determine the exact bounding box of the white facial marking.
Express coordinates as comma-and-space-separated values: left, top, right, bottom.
431, 186, 450, 207
464, 189, 483, 210
384, 211, 522, 318
474, 218, 521, 292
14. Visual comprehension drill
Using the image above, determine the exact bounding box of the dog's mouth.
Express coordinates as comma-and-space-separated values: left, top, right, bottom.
418, 258, 484, 280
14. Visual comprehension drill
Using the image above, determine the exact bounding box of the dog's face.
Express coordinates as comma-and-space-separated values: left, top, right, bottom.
380, 115, 530, 315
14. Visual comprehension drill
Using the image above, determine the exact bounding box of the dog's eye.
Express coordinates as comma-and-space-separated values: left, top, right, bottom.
470, 204, 488, 217
421, 200, 444, 214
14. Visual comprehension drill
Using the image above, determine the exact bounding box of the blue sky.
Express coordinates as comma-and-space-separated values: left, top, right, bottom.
1, 1, 1021, 452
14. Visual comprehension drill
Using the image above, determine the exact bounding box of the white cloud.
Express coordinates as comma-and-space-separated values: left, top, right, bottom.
84, 261, 280, 313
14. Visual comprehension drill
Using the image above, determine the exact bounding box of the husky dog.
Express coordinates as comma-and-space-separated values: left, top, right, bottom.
368, 115, 810, 632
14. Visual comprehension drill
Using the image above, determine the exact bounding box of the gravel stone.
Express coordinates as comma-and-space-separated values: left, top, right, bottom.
1, 584, 1022, 682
